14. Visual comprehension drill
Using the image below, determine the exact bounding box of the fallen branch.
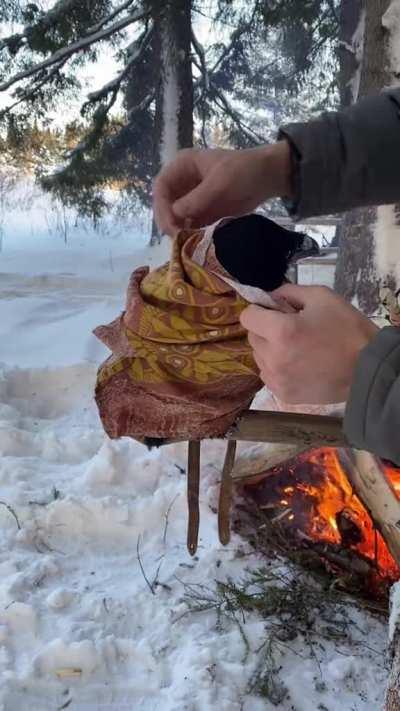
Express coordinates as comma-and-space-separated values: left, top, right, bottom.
0, 500, 21, 530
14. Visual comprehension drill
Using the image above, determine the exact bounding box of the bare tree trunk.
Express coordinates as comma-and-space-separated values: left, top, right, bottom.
331, 0, 364, 249
335, 0, 400, 314
338, 0, 364, 108
149, 0, 193, 245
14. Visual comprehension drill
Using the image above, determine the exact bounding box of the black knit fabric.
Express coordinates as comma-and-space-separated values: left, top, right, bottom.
213, 214, 315, 291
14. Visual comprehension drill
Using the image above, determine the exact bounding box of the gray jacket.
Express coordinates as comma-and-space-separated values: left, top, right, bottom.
280, 88, 400, 463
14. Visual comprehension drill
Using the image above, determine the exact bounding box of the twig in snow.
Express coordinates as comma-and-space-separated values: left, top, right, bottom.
137, 534, 155, 594
163, 494, 180, 545
0, 500, 21, 529
58, 698, 72, 710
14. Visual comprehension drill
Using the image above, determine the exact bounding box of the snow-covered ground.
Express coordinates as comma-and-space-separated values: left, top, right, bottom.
0, 183, 391, 710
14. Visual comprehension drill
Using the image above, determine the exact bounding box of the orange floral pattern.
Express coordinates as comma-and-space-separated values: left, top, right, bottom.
94, 228, 262, 441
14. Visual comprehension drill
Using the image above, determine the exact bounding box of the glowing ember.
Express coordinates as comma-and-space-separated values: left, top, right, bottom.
245, 448, 400, 589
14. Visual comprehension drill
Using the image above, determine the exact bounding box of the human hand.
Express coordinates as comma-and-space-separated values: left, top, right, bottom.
153, 142, 292, 236
240, 284, 379, 404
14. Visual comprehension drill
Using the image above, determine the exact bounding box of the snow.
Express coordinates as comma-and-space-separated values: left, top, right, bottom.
0, 181, 391, 709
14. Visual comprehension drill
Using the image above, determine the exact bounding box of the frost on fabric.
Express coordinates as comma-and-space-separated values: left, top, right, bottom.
382, 0, 400, 82
373, 205, 400, 288
160, 27, 180, 167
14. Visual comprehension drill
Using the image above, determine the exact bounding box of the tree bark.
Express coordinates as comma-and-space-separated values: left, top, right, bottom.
149, 0, 193, 245
338, 0, 364, 108
335, 0, 400, 314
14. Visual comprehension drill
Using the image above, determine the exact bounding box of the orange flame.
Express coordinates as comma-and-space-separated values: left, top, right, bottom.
246, 448, 400, 588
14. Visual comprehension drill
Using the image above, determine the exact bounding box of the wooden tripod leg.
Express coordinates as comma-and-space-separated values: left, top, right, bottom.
187, 441, 201, 556
218, 440, 237, 546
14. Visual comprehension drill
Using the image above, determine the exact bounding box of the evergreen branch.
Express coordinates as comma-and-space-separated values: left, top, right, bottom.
0, 6, 149, 92
0, 57, 68, 114
191, 29, 209, 147
213, 85, 267, 144
325, 0, 340, 26
0, 0, 139, 53
0, 0, 80, 52
191, 29, 209, 91
86, 24, 153, 104
84, 0, 139, 38
209, 11, 256, 78
127, 90, 154, 119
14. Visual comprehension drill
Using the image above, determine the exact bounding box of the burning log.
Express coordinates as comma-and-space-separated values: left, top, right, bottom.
338, 450, 400, 567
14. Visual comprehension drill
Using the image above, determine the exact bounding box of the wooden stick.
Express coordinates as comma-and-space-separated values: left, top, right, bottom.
162, 410, 346, 448
231, 442, 310, 481
187, 441, 201, 556
227, 410, 346, 447
218, 440, 237, 545
338, 449, 400, 567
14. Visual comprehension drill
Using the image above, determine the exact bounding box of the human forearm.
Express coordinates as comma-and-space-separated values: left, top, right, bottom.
279, 88, 400, 218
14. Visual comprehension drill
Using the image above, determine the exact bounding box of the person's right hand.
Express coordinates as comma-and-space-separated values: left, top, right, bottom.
153, 141, 292, 236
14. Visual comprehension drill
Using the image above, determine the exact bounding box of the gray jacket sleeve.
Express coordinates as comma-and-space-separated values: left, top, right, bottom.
279, 90, 400, 463
279, 88, 400, 218
344, 327, 400, 465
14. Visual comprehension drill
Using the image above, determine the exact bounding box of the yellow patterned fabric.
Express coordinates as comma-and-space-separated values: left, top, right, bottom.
94, 228, 262, 442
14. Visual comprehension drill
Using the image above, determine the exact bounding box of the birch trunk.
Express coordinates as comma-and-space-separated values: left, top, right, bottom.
335, 0, 400, 314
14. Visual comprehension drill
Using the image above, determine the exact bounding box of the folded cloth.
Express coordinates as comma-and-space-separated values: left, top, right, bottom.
94, 215, 317, 443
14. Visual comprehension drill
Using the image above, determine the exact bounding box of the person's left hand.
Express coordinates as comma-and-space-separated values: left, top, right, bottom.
240, 283, 379, 404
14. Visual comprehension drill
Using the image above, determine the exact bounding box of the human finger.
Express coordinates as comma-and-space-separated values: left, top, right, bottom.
240, 305, 298, 342
153, 152, 201, 234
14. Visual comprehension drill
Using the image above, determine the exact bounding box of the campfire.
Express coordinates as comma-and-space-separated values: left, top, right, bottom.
243, 447, 400, 595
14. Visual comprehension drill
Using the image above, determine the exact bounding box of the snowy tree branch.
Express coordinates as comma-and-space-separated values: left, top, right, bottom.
0, 57, 69, 114
0, 6, 150, 92
83, 0, 139, 39
213, 85, 267, 144
0, 0, 140, 53
209, 13, 256, 78
0, 0, 80, 52
86, 24, 153, 104
325, 0, 340, 26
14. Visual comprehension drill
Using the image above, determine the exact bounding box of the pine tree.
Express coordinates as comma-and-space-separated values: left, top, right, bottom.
0, 0, 340, 237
